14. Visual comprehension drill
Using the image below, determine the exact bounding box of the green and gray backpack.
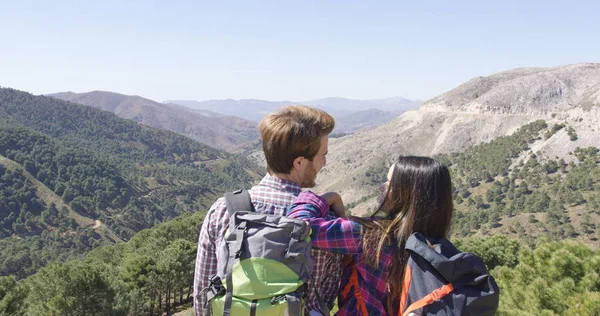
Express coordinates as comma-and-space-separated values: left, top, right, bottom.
205, 190, 314, 316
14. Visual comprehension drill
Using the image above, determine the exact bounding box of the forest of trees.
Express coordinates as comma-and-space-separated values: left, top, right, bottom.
0, 211, 204, 315
455, 236, 600, 315
0, 88, 263, 279
2, 212, 598, 315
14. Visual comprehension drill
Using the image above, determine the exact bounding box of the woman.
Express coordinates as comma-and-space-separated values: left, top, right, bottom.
288, 156, 495, 315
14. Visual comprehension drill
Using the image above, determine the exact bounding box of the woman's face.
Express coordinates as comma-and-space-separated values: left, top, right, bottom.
378, 164, 395, 211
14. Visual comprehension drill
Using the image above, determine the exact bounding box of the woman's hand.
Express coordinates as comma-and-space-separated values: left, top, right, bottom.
320, 192, 346, 218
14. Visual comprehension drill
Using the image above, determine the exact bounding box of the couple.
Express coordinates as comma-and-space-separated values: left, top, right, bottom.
193, 105, 497, 315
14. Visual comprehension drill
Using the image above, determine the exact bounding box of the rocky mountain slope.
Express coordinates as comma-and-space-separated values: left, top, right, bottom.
312, 63, 600, 209
50, 91, 258, 151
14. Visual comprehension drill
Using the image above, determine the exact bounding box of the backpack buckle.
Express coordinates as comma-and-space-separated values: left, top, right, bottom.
237, 221, 248, 231
271, 295, 286, 305
208, 284, 225, 297
205, 275, 226, 302
209, 275, 222, 285
284, 251, 299, 260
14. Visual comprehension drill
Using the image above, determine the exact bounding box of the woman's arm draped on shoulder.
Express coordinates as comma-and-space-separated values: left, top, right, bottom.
288, 191, 362, 254
320, 191, 346, 218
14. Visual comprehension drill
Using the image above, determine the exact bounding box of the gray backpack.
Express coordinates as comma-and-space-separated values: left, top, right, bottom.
205, 190, 314, 316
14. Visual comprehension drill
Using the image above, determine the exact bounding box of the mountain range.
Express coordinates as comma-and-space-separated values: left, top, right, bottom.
50, 92, 421, 151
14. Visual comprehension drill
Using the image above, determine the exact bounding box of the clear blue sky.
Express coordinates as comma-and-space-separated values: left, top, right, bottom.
1, 0, 599, 102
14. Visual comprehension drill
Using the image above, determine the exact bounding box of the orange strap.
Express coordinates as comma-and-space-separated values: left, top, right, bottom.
397, 265, 412, 314
340, 256, 354, 299
400, 283, 454, 316
340, 260, 368, 315
340, 272, 353, 299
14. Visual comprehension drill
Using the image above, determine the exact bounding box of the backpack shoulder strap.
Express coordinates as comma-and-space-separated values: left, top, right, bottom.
224, 189, 254, 216
221, 189, 254, 316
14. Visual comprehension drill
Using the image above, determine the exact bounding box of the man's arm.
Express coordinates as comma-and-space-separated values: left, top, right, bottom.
193, 208, 218, 316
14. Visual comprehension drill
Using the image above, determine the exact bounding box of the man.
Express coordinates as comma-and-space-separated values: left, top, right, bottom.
193, 105, 343, 315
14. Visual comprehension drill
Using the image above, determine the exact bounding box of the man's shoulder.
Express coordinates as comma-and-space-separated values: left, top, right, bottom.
206, 184, 297, 220
205, 197, 227, 223
248, 186, 298, 208
209, 196, 227, 211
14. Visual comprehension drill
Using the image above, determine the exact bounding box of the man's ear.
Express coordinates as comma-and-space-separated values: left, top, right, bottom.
292, 156, 305, 170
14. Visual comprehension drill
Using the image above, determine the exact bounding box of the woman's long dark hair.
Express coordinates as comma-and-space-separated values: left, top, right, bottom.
352, 156, 454, 314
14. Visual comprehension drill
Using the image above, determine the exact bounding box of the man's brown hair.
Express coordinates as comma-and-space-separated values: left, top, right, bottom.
259, 105, 335, 174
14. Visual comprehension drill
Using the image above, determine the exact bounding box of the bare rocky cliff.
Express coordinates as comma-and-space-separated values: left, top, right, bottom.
421, 63, 600, 115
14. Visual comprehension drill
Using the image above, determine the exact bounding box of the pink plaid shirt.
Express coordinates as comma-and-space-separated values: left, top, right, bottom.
193, 174, 343, 315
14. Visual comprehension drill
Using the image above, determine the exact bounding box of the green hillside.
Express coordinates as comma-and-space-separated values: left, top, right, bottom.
0, 88, 262, 279
433, 120, 600, 247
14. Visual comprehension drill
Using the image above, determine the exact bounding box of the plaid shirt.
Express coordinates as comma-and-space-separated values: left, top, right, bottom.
193, 174, 343, 315
288, 191, 399, 316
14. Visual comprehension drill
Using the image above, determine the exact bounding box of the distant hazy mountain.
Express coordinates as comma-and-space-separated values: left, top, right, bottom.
333, 108, 401, 134
188, 108, 229, 118
50, 91, 258, 151
301, 97, 422, 117
167, 97, 421, 133
165, 99, 291, 121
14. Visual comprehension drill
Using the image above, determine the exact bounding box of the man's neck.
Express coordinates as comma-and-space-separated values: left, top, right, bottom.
269, 171, 301, 186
